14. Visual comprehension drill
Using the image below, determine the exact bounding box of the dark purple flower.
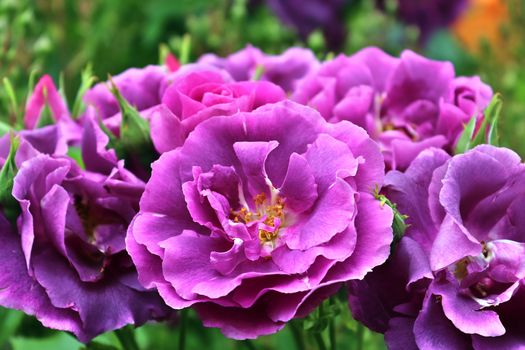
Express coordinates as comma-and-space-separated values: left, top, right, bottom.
349, 145, 525, 349
266, 0, 347, 51
376, 0, 468, 43
127, 101, 393, 339
198, 46, 319, 93
148, 69, 286, 153
293, 47, 492, 170
0, 122, 170, 342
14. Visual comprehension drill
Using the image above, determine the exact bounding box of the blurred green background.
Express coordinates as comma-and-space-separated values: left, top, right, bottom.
0, 0, 523, 348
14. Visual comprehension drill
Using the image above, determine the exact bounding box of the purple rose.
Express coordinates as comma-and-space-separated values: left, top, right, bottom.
198, 46, 319, 93
127, 101, 393, 339
349, 145, 525, 349
148, 69, 286, 153
293, 47, 493, 170
0, 123, 170, 342
83, 65, 168, 121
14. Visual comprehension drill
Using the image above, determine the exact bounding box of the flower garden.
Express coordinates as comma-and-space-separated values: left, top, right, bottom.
0, 1, 523, 349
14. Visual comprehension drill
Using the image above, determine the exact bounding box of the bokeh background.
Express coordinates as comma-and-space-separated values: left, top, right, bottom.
0, 0, 522, 349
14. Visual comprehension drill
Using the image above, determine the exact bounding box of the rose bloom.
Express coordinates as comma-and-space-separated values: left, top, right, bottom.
349, 145, 525, 349
0, 119, 169, 342
198, 45, 319, 93
293, 47, 493, 170
127, 101, 393, 339
148, 69, 286, 153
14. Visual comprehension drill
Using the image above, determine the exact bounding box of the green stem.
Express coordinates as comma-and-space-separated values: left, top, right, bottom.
329, 301, 336, 350
179, 309, 188, 350
355, 323, 364, 350
243, 339, 257, 350
115, 326, 140, 350
314, 333, 327, 350
289, 321, 306, 350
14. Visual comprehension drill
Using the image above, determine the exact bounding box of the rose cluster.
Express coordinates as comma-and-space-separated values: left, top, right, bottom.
0, 45, 507, 347
349, 145, 525, 349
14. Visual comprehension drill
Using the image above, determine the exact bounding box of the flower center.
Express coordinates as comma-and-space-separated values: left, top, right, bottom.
74, 194, 96, 241
381, 122, 419, 141
230, 192, 286, 245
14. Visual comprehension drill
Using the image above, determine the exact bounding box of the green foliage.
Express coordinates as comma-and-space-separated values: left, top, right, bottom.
455, 116, 478, 154
473, 93, 503, 147
0, 134, 20, 222
2, 78, 20, 125
72, 64, 96, 119
67, 146, 86, 169
109, 80, 151, 153
11, 333, 83, 350
455, 94, 503, 154
374, 186, 408, 247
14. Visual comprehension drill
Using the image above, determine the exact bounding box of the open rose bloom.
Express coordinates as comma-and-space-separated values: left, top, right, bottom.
148, 69, 286, 153
349, 145, 525, 349
127, 101, 393, 338
0, 122, 169, 342
293, 47, 493, 170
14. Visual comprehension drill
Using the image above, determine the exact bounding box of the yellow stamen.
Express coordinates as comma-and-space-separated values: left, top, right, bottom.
230, 193, 286, 244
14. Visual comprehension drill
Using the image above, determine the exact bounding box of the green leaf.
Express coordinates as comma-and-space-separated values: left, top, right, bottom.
179, 33, 191, 65
303, 297, 341, 334
26, 69, 40, 110
11, 332, 83, 350
475, 93, 502, 147
35, 101, 55, 129
455, 94, 503, 154
454, 115, 477, 154
374, 186, 408, 247
97, 119, 119, 152
252, 65, 265, 81
159, 43, 170, 65
114, 326, 139, 350
487, 113, 499, 146
58, 71, 68, 111
108, 78, 151, 153
83, 342, 119, 350
72, 64, 97, 119
0, 134, 21, 221
67, 147, 85, 169
3, 77, 19, 123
